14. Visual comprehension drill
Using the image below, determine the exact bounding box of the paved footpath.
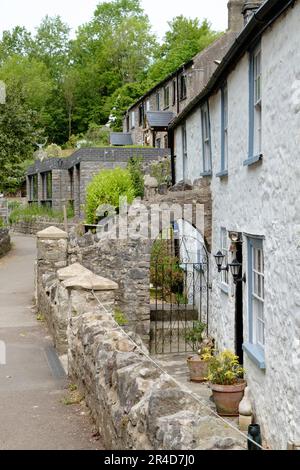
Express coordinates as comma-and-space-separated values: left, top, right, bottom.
0, 234, 103, 450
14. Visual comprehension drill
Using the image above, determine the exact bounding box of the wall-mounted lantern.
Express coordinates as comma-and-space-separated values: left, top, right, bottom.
214, 253, 246, 284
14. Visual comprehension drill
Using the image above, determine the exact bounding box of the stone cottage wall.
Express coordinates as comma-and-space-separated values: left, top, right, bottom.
0, 228, 10, 258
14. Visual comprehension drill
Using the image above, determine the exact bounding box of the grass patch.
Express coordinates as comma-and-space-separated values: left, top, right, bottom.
36, 313, 45, 322
114, 308, 128, 326
9, 204, 74, 225
62, 385, 84, 405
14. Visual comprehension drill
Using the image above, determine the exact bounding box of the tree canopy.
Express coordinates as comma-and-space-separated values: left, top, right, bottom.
0, 0, 221, 194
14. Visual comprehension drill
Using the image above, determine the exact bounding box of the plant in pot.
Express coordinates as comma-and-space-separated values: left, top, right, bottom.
207, 350, 246, 417
185, 321, 214, 383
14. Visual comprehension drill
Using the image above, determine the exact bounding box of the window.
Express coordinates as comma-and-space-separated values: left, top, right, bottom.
156, 138, 161, 149
131, 111, 135, 129
182, 123, 188, 181
172, 79, 176, 106
220, 228, 229, 286
69, 168, 74, 201
138, 104, 144, 127
219, 83, 228, 176
164, 86, 170, 109
146, 100, 150, 111
164, 134, 168, 148
244, 237, 266, 369
156, 92, 160, 111
179, 74, 187, 100
246, 44, 262, 165
29, 174, 38, 201
201, 102, 212, 175
126, 115, 130, 133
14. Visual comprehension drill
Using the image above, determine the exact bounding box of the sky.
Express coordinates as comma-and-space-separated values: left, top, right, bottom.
0, 0, 229, 39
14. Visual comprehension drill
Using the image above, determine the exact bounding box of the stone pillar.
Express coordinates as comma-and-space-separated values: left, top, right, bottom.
36, 226, 68, 305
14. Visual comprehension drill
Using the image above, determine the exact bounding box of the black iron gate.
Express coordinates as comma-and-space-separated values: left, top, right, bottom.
150, 233, 210, 354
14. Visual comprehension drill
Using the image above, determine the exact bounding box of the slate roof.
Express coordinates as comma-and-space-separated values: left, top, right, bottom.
110, 132, 133, 146
146, 111, 175, 129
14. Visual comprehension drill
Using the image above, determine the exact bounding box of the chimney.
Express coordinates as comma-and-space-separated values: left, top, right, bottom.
242, 1, 264, 24
227, 1, 244, 32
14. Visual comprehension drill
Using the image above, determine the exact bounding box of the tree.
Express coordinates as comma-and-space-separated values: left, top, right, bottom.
0, 26, 33, 63
149, 17, 220, 84
0, 87, 36, 193
33, 15, 71, 78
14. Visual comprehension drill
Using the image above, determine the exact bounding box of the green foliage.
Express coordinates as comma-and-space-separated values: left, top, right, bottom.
184, 321, 207, 352
150, 159, 172, 185
150, 237, 184, 298
8, 204, 73, 225
0, 86, 37, 194
149, 17, 220, 84
85, 167, 135, 224
0, 0, 221, 173
207, 350, 245, 385
127, 157, 144, 198
114, 308, 128, 326
46, 143, 63, 157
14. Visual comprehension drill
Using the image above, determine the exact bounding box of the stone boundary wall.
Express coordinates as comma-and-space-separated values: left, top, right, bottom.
68, 228, 151, 345
0, 228, 10, 257
11, 218, 77, 236
36, 226, 245, 450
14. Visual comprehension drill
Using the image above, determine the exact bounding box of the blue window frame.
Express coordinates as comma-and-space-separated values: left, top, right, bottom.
200, 102, 212, 176
244, 43, 263, 166
217, 83, 228, 178
243, 236, 266, 369
182, 123, 188, 181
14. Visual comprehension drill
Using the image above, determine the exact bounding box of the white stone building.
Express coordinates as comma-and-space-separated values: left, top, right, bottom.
169, 0, 300, 450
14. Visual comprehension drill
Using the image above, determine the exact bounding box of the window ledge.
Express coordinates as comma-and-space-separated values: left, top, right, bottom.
243, 343, 266, 370
219, 283, 229, 295
200, 171, 212, 177
243, 154, 263, 167
216, 169, 228, 178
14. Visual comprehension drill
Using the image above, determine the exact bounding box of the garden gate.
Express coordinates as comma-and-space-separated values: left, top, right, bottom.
150, 225, 211, 354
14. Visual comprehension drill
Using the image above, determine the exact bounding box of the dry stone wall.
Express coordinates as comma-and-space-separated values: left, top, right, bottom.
36, 226, 246, 450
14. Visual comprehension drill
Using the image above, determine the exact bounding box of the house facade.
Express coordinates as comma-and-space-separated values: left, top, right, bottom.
169, 0, 300, 450
26, 147, 169, 217
122, 1, 246, 149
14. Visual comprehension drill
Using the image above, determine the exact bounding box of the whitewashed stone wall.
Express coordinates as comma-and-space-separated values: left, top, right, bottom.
173, 2, 300, 450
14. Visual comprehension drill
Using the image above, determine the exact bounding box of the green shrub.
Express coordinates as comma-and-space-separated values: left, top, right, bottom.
128, 157, 144, 198
85, 167, 135, 224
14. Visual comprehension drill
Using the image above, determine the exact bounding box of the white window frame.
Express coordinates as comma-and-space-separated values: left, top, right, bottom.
253, 46, 262, 156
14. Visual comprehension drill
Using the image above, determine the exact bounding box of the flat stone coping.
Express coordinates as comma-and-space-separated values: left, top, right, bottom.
58, 263, 118, 292
37, 226, 68, 239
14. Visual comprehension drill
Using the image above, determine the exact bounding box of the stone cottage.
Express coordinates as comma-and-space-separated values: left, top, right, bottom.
121, 1, 247, 149
26, 147, 169, 217
168, 0, 300, 450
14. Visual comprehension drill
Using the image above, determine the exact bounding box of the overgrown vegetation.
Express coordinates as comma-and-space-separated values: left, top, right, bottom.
150, 236, 184, 299
0, 0, 220, 194
9, 203, 74, 224
85, 167, 135, 224
127, 157, 144, 198
114, 308, 128, 326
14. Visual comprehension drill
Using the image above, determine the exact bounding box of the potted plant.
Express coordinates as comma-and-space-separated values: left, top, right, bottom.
207, 350, 246, 417
185, 321, 214, 383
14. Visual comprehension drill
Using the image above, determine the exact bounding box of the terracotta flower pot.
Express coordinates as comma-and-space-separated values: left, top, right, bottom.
210, 380, 246, 416
187, 355, 209, 382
